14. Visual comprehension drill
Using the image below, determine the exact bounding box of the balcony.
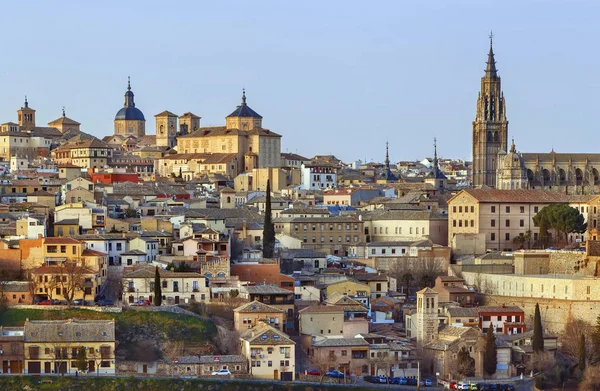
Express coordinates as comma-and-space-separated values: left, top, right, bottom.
128, 287, 135, 292
192, 288, 199, 292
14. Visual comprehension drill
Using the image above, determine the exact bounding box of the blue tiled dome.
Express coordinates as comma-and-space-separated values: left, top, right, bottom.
115, 106, 145, 121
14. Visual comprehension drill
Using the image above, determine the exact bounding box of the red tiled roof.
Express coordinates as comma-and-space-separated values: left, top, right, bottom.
44, 238, 82, 244
457, 189, 570, 204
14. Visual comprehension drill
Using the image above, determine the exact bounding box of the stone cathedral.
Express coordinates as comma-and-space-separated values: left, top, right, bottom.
472, 36, 600, 194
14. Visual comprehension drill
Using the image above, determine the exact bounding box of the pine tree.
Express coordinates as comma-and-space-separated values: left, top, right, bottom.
262, 179, 275, 258
532, 303, 544, 353
75, 346, 88, 372
154, 266, 162, 306
579, 334, 587, 372
484, 324, 497, 376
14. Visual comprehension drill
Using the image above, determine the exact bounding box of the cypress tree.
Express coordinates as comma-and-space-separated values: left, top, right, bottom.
154, 266, 162, 306
75, 346, 88, 372
579, 334, 587, 372
532, 303, 544, 353
262, 179, 275, 258
484, 324, 497, 376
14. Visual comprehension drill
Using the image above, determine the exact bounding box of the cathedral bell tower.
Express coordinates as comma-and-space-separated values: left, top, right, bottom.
472, 33, 508, 188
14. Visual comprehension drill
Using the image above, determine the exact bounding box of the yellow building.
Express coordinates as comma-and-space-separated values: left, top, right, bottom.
155, 110, 178, 148
325, 279, 371, 307
240, 322, 295, 381
52, 139, 112, 170
23, 319, 116, 375
30, 264, 100, 303
298, 305, 344, 351
177, 90, 281, 176
122, 266, 209, 305
233, 300, 285, 333
447, 189, 572, 253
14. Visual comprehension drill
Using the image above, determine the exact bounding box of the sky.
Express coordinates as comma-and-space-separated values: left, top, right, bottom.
0, 1, 598, 164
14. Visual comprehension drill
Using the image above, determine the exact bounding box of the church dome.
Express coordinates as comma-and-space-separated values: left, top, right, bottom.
114, 78, 145, 121
115, 106, 145, 121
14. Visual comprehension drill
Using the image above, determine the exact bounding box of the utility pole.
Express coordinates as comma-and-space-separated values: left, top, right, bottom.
417, 360, 421, 391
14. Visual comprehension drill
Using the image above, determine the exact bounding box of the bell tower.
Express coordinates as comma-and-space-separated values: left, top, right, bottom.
472, 32, 508, 188
415, 287, 439, 343
18, 96, 36, 129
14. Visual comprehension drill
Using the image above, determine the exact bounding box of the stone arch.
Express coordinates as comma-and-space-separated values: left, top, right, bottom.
493, 131, 499, 142
542, 169, 551, 183
527, 169, 534, 184
576, 168, 583, 185
593, 168, 600, 185
487, 132, 492, 142
558, 168, 566, 184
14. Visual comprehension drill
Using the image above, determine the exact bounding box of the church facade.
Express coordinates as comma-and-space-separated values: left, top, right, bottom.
472, 37, 600, 194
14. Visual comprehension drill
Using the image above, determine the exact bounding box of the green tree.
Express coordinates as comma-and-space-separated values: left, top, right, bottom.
125, 207, 137, 218
75, 346, 88, 372
533, 303, 545, 353
229, 289, 239, 298
533, 204, 586, 246
580, 334, 587, 372
262, 179, 275, 258
154, 266, 162, 306
456, 346, 475, 379
401, 273, 414, 296
484, 324, 497, 376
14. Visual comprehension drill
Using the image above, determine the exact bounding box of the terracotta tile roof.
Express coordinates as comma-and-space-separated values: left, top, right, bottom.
233, 300, 284, 314
239, 322, 294, 345
24, 319, 115, 343
313, 337, 369, 348
298, 305, 344, 314
457, 189, 570, 204
44, 237, 82, 244
476, 306, 524, 313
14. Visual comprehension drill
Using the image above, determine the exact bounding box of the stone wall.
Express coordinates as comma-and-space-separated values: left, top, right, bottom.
11, 304, 122, 313
481, 294, 600, 334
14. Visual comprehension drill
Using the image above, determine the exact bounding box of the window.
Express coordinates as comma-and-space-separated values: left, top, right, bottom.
470, 220, 474, 227
341, 350, 347, 356
491, 206, 496, 213
506, 206, 510, 213
268, 361, 272, 367
505, 219, 510, 227
459, 206, 462, 213
453, 220, 456, 227
491, 233, 496, 241
505, 233, 510, 241
520, 206, 525, 213
491, 219, 495, 227
453, 206, 456, 213
520, 219, 524, 227
534, 206, 539, 213
471, 206, 474, 213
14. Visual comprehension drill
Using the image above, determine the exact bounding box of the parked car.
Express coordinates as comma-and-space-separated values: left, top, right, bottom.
37, 299, 53, 305
326, 370, 344, 379
95, 299, 114, 306
468, 384, 478, 390
306, 369, 321, 376
211, 369, 231, 376
130, 300, 151, 306
365, 375, 386, 383
389, 377, 408, 385
73, 299, 85, 305
407, 378, 418, 386
425, 379, 433, 387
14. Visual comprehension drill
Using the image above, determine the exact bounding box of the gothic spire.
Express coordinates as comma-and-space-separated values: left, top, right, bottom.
433, 137, 439, 170
485, 31, 498, 78
241, 88, 247, 106
385, 141, 390, 169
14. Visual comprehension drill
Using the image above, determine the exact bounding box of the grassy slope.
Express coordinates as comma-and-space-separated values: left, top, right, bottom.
0, 308, 216, 342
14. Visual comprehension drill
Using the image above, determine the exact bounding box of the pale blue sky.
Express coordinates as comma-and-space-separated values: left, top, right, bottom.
0, 1, 598, 163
